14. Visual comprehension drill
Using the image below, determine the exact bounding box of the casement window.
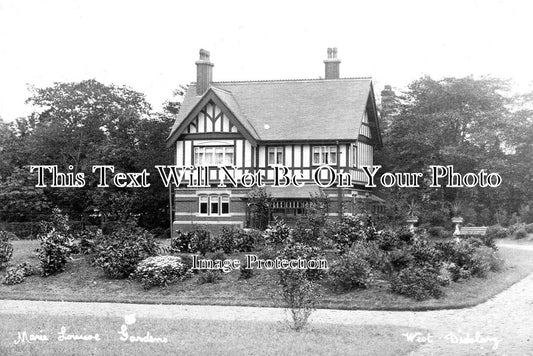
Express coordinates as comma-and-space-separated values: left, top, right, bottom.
199, 194, 230, 215
312, 146, 337, 165
194, 146, 234, 166
267, 146, 284, 165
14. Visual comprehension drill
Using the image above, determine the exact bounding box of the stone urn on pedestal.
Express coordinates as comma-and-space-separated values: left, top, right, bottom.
451, 201, 464, 240
452, 216, 464, 238
406, 216, 419, 233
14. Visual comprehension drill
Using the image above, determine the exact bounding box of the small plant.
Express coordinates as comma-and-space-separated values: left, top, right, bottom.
525, 223, 533, 234
213, 226, 238, 253
189, 227, 212, 255
265, 217, 291, 246
330, 250, 373, 291
197, 269, 222, 284
133, 255, 190, 289
170, 230, 193, 253
0, 231, 14, 270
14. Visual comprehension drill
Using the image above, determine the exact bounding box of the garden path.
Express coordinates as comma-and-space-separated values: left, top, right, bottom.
1, 243, 532, 355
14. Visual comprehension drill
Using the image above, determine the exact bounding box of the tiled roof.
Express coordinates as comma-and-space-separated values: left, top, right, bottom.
168, 78, 374, 142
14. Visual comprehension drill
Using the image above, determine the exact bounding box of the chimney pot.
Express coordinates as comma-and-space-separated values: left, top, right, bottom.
196, 48, 214, 96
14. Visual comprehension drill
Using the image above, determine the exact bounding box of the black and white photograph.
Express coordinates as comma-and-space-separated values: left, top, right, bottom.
0, 0, 532, 355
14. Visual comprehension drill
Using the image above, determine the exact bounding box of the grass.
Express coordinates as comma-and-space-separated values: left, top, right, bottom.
1, 239, 533, 310
0, 314, 421, 356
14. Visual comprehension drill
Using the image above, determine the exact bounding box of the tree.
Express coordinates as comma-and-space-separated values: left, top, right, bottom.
378, 76, 533, 225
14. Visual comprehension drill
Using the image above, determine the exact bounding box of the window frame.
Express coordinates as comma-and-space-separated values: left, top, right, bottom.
198, 194, 230, 216
193, 146, 235, 166
312, 145, 337, 166
267, 146, 284, 165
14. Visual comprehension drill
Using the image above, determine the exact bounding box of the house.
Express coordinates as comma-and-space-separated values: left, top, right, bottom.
166, 48, 383, 232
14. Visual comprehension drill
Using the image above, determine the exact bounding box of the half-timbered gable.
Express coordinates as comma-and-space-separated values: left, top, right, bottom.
167, 48, 383, 231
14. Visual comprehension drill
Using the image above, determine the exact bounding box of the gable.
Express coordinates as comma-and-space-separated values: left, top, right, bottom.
185, 101, 240, 134
166, 88, 258, 147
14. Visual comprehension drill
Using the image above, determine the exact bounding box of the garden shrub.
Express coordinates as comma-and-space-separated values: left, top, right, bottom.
170, 230, 193, 253
93, 224, 159, 279
508, 222, 526, 235
189, 227, 212, 255
390, 264, 444, 301
197, 269, 222, 284
386, 248, 413, 272
427, 226, 452, 239
330, 250, 373, 291
75, 227, 102, 255
486, 225, 509, 240
133, 255, 190, 289
236, 229, 259, 252
265, 217, 291, 246
329, 215, 378, 253
213, 226, 238, 253
514, 229, 528, 239
408, 239, 442, 268
2, 262, 33, 285
277, 242, 327, 282
471, 246, 504, 277
0, 231, 14, 269
525, 223, 533, 234
150, 227, 170, 240
375, 230, 404, 251
276, 269, 321, 331
38, 228, 73, 276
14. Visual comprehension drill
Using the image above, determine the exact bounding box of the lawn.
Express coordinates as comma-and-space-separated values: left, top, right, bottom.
1, 239, 533, 310
0, 314, 421, 356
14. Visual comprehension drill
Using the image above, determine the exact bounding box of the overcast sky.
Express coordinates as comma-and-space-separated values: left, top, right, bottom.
0, 0, 532, 121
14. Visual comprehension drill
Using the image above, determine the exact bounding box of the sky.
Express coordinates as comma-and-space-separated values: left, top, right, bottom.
0, 0, 532, 121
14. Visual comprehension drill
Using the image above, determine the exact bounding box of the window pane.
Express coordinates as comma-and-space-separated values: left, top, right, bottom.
329, 147, 337, 164
199, 196, 208, 214
277, 150, 283, 164
225, 147, 234, 165
221, 196, 229, 214
210, 196, 219, 214
268, 150, 275, 164
215, 147, 223, 165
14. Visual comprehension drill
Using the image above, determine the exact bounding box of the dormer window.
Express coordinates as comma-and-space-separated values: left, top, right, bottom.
312, 146, 337, 165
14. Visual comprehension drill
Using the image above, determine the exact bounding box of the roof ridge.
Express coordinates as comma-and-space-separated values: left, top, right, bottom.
190, 77, 372, 85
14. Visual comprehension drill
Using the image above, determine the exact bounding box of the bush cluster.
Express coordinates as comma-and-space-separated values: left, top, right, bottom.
390, 264, 444, 301
0, 231, 14, 269
265, 218, 291, 246
486, 225, 509, 240
330, 250, 373, 291
93, 224, 159, 279
133, 255, 190, 289
38, 229, 73, 276
526, 223, 533, 234
2, 262, 33, 285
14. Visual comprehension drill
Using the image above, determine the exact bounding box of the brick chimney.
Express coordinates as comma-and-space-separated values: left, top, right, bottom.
324, 47, 341, 79
196, 49, 214, 96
